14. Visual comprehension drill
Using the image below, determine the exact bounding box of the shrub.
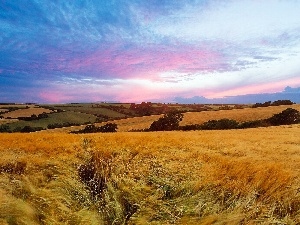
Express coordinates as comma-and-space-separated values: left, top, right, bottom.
271, 100, 294, 106
0, 124, 10, 133
73, 123, 118, 133
47, 122, 80, 129
267, 108, 300, 126
98, 123, 118, 132
18, 126, 44, 133
200, 119, 239, 130
179, 124, 201, 131
252, 100, 294, 108
238, 120, 267, 129
252, 101, 272, 108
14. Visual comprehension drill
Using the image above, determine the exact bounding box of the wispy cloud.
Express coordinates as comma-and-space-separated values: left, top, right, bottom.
1, 0, 300, 102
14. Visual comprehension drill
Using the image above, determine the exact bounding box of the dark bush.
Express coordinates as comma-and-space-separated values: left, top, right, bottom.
267, 108, 300, 126
148, 111, 183, 131
238, 120, 268, 129
252, 100, 294, 108
73, 123, 118, 133
200, 119, 239, 130
179, 124, 201, 131
20, 126, 44, 133
0, 124, 10, 133
47, 122, 80, 129
81, 124, 98, 133
252, 101, 272, 108
98, 123, 118, 132
271, 100, 294, 106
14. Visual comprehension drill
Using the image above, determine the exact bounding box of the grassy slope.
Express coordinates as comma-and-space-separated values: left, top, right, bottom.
182, 104, 300, 125
7, 111, 97, 130
50, 105, 127, 118
1, 125, 300, 224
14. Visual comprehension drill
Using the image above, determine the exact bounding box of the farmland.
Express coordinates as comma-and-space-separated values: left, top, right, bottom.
2, 102, 298, 133
41, 104, 300, 133
1, 102, 300, 224
1, 125, 300, 224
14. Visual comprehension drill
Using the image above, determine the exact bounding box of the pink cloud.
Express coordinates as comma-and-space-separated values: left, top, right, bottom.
39, 91, 75, 103
51, 44, 225, 81
208, 76, 300, 98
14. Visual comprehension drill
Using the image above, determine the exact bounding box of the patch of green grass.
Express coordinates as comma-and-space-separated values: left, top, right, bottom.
7, 111, 97, 131
42, 103, 128, 118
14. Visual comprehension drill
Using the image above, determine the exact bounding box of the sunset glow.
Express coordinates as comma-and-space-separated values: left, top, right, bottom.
1, 1, 300, 103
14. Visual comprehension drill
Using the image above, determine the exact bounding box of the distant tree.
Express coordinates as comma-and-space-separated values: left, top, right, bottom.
271, 100, 294, 106
267, 108, 300, 126
98, 123, 118, 132
253, 100, 294, 108
82, 124, 98, 133
148, 111, 183, 131
21, 126, 33, 133
252, 101, 271, 108
130, 102, 153, 116
38, 112, 48, 119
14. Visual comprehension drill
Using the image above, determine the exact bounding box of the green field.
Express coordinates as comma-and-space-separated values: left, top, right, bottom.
48, 106, 128, 118
7, 111, 97, 131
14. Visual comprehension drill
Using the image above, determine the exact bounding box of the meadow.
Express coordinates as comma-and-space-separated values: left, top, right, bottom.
1, 123, 300, 224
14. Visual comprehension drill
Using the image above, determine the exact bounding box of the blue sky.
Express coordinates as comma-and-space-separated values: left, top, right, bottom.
1, 0, 300, 103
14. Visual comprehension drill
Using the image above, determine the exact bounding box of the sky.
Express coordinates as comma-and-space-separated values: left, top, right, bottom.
1, 0, 300, 103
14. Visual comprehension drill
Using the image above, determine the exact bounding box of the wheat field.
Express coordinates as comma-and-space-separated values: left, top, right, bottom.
1, 123, 300, 224
182, 104, 300, 125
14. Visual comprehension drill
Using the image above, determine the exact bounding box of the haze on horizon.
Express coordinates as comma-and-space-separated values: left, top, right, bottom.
1, 1, 300, 103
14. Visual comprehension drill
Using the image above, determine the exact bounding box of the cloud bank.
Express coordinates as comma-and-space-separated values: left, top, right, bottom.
174, 86, 300, 104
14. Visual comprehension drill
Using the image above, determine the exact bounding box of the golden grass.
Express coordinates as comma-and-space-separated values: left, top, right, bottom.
1, 124, 300, 224
182, 104, 300, 125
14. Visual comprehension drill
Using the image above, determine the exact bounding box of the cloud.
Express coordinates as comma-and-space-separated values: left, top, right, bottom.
148, 0, 300, 42
174, 86, 300, 104
63, 43, 226, 79
283, 86, 300, 94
